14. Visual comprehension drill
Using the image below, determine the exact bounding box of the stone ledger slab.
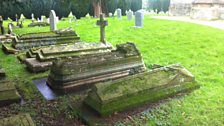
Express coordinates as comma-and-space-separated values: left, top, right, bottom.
2, 28, 80, 54
84, 64, 200, 116
47, 42, 146, 92
24, 42, 113, 72
0, 113, 35, 126
0, 81, 21, 107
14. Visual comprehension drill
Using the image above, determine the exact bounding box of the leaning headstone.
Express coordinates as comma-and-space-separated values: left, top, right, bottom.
8, 23, 13, 34
127, 10, 133, 20
49, 10, 57, 31
56, 16, 59, 23
0, 16, 5, 35
117, 8, 122, 19
135, 10, 144, 28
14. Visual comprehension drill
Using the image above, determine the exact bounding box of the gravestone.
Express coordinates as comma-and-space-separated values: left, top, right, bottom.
127, 10, 133, 20
0, 16, 5, 35
84, 64, 200, 116
117, 8, 122, 19
0, 114, 35, 126
135, 10, 144, 27
31, 13, 35, 22
2, 28, 80, 54
8, 23, 13, 35
47, 42, 146, 92
41, 15, 45, 22
49, 10, 57, 31
96, 14, 108, 44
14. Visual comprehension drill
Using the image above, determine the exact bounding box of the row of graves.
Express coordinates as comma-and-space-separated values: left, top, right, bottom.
0, 10, 200, 125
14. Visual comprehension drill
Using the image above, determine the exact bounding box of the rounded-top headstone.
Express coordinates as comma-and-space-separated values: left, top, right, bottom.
49, 10, 57, 31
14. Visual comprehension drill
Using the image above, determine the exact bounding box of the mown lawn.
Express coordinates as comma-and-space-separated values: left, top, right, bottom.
1, 15, 224, 126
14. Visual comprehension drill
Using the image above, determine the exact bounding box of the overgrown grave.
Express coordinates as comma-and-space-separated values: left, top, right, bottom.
0, 66, 21, 107
0, 113, 35, 126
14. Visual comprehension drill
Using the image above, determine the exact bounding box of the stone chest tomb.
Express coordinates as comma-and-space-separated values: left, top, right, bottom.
47, 42, 146, 92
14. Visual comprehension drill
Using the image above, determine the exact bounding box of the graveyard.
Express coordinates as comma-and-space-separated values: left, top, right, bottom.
0, 6, 224, 126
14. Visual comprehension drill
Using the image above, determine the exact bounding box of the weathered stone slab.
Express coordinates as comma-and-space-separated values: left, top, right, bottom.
0, 81, 21, 107
0, 113, 35, 126
28, 22, 50, 27
24, 42, 113, 72
2, 28, 80, 53
47, 42, 146, 92
84, 64, 200, 116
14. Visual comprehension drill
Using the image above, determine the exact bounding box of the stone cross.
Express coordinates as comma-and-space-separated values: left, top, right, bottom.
8, 23, 12, 34
0, 16, 5, 35
15, 14, 19, 26
49, 10, 57, 31
135, 10, 144, 28
96, 14, 108, 44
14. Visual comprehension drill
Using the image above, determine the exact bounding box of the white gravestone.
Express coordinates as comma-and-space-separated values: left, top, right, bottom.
135, 10, 144, 28
117, 8, 122, 19
49, 10, 57, 31
127, 10, 133, 20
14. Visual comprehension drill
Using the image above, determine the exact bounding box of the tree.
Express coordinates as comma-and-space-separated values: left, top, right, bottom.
92, 0, 101, 17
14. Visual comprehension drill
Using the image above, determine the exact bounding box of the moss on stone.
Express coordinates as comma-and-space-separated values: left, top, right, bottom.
84, 64, 200, 116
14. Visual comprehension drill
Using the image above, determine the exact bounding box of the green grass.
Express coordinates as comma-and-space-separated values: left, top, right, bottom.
1, 15, 224, 125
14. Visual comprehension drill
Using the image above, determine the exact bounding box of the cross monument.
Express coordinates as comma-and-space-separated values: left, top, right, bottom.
96, 14, 108, 44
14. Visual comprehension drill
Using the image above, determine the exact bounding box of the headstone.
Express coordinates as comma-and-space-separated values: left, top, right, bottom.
41, 15, 45, 22
2, 28, 80, 54
108, 13, 113, 17
56, 16, 59, 23
117, 8, 122, 19
96, 14, 108, 44
127, 10, 133, 20
47, 18, 50, 23
31, 13, 35, 22
135, 10, 144, 27
0, 114, 35, 126
49, 10, 57, 31
15, 14, 19, 26
0, 16, 5, 35
37, 18, 40, 22
8, 23, 13, 34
